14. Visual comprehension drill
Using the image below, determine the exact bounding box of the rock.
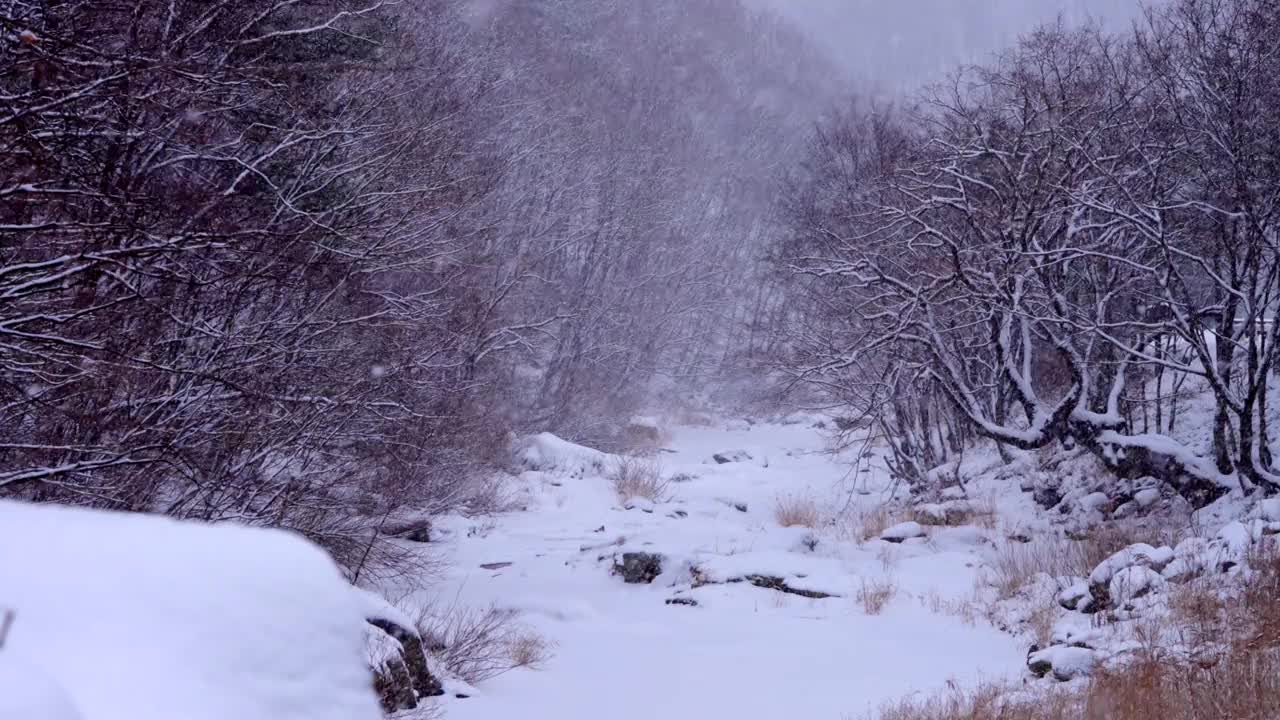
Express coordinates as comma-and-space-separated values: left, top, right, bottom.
479, 562, 513, 571
712, 450, 752, 464
742, 574, 835, 599
1056, 580, 1091, 611
665, 597, 698, 607
1213, 521, 1252, 572
1078, 492, 1112, 515
1089, 544, 1175, 587
1111, 501, 1138, 520
666, 510, 688, 519
1162, 537, 1211, 583
613, 552, 664, 584
384, 519, 432, 543
1134, 487, 1162, 508
1027, 649, 1053, 678
880, 521, 926, 543
1252, 497, 1280, 523
1088, 543, 1174, 609
624, 497, 656, 513
1033, 484, 1063, 510
1027, 646, 1096, 682
1051, 625, 1102, 650
1109, 566, 1166, 607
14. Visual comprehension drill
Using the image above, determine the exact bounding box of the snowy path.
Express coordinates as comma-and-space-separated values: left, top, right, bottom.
424, 420, 1024, 719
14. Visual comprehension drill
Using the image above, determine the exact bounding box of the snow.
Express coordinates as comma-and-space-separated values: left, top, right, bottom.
881, 520, 926, 542
1109, 566, 1166, 606
1029, 646, 1096, 681
1088, 543, 1174, 586
0, 654, 84, 720
410, 420, 1026, 719
517, 432, 612, 478
0, 500, 381, 720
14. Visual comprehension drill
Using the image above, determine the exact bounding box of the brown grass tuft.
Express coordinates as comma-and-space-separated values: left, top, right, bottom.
857, 577, 897, 615
608, 455, 670, 503
775, 495, 821, 528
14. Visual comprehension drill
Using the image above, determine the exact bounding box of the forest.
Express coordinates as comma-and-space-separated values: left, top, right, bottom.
3, 0, 1280, 718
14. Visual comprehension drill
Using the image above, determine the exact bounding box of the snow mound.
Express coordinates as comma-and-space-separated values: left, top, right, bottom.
0, 500, 381, 720
881, 521, 926, 543
518, 432, 611, 477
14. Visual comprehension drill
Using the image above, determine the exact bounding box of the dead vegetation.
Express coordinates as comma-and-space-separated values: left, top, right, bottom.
857, 577, 897, 615
775, 495, 822, 528
986, 523, 1154, 600
872, 544, 1280, 720
414, 603, 554, 684
608, 456, 670, 503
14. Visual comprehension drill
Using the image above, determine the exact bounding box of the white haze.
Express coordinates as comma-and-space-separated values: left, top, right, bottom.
751, 0, 1158, 92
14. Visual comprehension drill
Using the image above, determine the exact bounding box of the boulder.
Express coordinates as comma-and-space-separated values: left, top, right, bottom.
1028, 646, 1096, 682
614, 552, 664, 584
1056, 580, 1091, 611
880, 521, 926, 543
712, 450, 752, 464
1109, 566, 1166, 607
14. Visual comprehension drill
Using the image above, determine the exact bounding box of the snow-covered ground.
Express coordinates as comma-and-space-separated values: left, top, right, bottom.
416, 418, 1026, 719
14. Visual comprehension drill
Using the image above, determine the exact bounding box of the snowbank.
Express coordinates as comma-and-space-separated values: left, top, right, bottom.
0, 500, 381, 720
517, 432, 611, 477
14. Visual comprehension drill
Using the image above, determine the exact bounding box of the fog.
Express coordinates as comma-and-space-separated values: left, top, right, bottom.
751, 0, 1157, 92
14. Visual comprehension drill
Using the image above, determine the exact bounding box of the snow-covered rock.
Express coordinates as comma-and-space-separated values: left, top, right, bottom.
1078, 492, 1112, 514
623, 497, 656, 513
518, 432, 611, 477
1109, 566, 1166, 606
1134, 487, 1162, 508
712, 449, 753, 464
1028, 646, 1096, 681
1089, 543, 1174, 587
1162, 537, 1212, 583
1056, 579, 1091, 611
1213, 521, 1252, 572
1252, 497, 1280, 523
0, 500, 381, 720
881, 521, 926, 543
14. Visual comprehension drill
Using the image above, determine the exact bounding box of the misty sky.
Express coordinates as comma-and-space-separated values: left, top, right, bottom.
752, 0, 1156, 92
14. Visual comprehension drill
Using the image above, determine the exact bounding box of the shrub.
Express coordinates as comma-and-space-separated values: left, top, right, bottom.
414, 603, 553, 684
609, 456, 670, 503
775, 495, 821, 528
857, 577, 897, 615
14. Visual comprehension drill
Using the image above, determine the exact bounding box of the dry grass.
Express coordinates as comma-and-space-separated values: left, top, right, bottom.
911, 499, 998, 529
873, 683, 1079, 720
608, 455, 670, 503
415, 603, 553, 684
872, 544, 1280, 720
987, 524, 1152, 600
844, 504, 895, 542
857, 577, 897, 615
775, 495, 822, 528
988, 539, 1087, 599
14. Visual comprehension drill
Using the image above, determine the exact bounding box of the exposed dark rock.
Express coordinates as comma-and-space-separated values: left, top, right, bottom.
614, 552, 664, 584
384, 520, 432, 543
1034, 485, 1063, 510
480, 562, 513, 571
712, 450, 752, 464
367, 616, 445, 703
665, 597, 698, 607
742, 574, 834, 599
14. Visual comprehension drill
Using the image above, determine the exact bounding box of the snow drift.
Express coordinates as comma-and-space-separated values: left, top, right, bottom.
0, 500, 381, 720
